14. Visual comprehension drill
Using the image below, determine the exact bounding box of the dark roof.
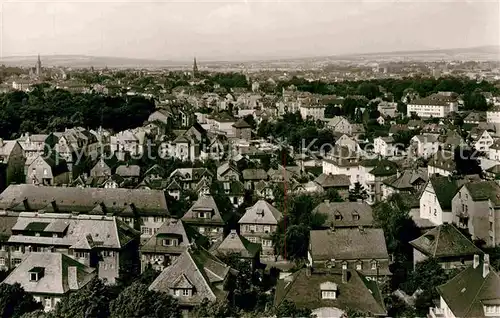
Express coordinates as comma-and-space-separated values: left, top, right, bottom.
409, 224, 483, 258
209, 230, 261, 259
181, 195, 225, 225
314, 174, 351, 188
383, 169, 428, 190
313, 201, 373, 228
464, 181, 500, 206
0, 184, 169, 216
369, 159, 399, 177
428, 176, 465, 211
274, 268, 386, 316
242, 169, 268, 181
310, 228, 389, 261
149, 247, 231, 307
232, 118, 251, 129
437, 258, 500, 318
0, 215, 18, 242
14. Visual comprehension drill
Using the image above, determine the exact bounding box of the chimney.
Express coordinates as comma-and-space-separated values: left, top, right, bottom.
68, 266, 79, 290
483, 254, 490, 278
342, 267, 348, 283
473, 254, 480, 269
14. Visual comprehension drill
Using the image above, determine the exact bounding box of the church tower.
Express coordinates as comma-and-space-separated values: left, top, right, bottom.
192, 57, 198, 78
35, 54, 42, 77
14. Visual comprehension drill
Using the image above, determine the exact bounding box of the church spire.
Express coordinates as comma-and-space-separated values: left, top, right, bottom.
35, 54, 42, 77
192, 57, 198, 78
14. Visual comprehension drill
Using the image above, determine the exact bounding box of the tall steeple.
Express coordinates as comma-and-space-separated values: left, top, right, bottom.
35, 54, 42, 77
192, 57, 198, 78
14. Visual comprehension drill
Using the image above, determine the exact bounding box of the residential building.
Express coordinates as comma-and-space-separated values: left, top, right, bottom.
242, 168, 268, 190
364, 159, 399, 204
239, 200, 282, 258
382, 168, 427, 200
0, 139, 25, 190
486, 106, 500, 133
312, 201, 374, 229
322, 146, 360, 187
334, 134, 359, 153
308, 228, 391, 280
420, 175, 466, 225
428, 151, 456, 177
430, 254, 500, 318
373, 136, 396, 157
410, 223, 483, 270
232, 118, 252, 141
313, 174, 350, 199
209, 229, 261, 267
217, 161, 241, 182
140, 218, 207, 272
377, 101, 398, 118
325, 116, 350, 134
169, 168, 213, 191
452, 181, 500, 247
488, 139, 500, 161
149, 247, 232, 316
3, 252, 95, 311
0, 184, 169, 240
471, 130, 495, 152
26, 155, 70, 186
181, 195, 225, 242
300, 104, 326, 121
6, 212, 139, 284
410, 134, 440, 158
407, 92, 459, 118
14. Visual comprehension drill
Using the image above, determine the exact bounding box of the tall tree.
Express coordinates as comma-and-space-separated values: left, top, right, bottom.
0, 283, 42, 318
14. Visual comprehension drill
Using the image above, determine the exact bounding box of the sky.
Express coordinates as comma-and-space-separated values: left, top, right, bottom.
1, 0, 499, 61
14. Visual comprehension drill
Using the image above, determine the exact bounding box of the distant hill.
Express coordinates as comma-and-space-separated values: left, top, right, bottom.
1, 45, 498, 68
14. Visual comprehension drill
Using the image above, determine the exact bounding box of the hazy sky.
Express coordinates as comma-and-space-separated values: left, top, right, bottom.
1, 0, 499, 61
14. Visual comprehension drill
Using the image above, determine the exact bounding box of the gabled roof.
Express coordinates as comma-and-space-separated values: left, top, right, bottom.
383, 168, 428, 190
3, 252, 95, 295
242, 169, 268, 181
149, 247, 231, 306
181, 195, 225, 225
238, 200, 282, 225
409, 224, 483, 258
428, 176, 467, 211
369, 159, 399, 177
116, 164, 141, 177
310, 228, 389, 261
210, 230, 261, 258
274, 268, 386, 316
437, 258, 500, 318
232, 118, 251, 129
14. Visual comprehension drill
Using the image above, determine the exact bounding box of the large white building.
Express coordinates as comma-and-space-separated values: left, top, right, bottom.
407, 92, 458, 118
300, 104, 326, 121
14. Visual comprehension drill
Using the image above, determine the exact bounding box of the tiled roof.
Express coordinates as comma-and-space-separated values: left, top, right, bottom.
274, 268, 386, 316
9, 212, 138, 249
313, 202, 373, 228
428, 176, 467, 211
409, 224, 483, 258
242, 169, 268, 181
181, 195, 225, 225
383, 168, 428, 190
3, 252, 95, 295
465, 180, 500, 206
238, 200, 282, 225
0, 184, 168, 216
141, 218, 208, 254
309, 228, 389, 260
209, 230, 261, 258
314, 174, 350, 188
116, 165, 141, 177
437, 258, 500, 318
149, 247, 231, 307
369, 159, 399, 177
232, 118, 251, 129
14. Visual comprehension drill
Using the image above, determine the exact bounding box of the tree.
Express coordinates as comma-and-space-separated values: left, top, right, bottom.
192, 299, 234, 318
275, 300, 312, 318
272, 222, 310, 260
454, 147, 482, 176
52, 278, 113, 318
464, 91, 488, 111
357, 82, 381, 100
402, 258, 450, 316
109, 283, 181, 318
372, 194, 420, 259
348, 182, 368, 202
0, 283, 42, 318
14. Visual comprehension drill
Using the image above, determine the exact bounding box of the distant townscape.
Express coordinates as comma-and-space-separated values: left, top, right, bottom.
0, 53, 498, 318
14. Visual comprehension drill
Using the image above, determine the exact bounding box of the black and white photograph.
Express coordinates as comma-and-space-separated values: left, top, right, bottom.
0, 0, 499, 317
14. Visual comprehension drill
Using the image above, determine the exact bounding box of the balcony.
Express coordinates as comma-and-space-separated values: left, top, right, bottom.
429, 307, 445, 318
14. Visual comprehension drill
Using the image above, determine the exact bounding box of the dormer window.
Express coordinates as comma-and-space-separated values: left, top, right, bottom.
356, 261, 362, 270
352, 213, 360, 221
29, 267, 45, 282
320, 281, 338, 300
162, 239, 177, 247
334, 212, 342, 221
342, 262, 347, 270
257, 210, 264, 217
371, 260, 378, 270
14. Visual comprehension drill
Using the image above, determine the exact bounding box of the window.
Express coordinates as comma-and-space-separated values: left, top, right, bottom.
44, 297, 51, 309
182, 289, 190, 296
211, 227, 218, 233
102, 250, 112, 257
371, 261, 378, 270
334, 214, 342, 221
0, 258, 5, 266
356, 262, 362, 270
75, 252, 87, 258
199, 227, 205, 233
153, 217, 163, 223
249, 225, 256, 232
141, 227, 152, 235
262, 239, 272, 247
264, 226, 271, 233
434, 209, 437, 216
248, 237, 257, 243
13, 258, 21, 266
321, 291, 336, 299
342, 262, 347, 270
490, 222, 493, 231
30, 273, 38, 281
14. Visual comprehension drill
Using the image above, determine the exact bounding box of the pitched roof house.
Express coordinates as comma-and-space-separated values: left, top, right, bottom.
313, 201, 374, 229
3, 252, 95, 311
181, 195, 225, 242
